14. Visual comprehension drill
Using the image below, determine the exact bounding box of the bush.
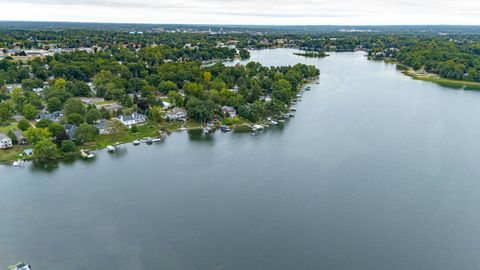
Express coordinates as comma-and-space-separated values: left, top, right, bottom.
61, 140, 76, 153
36, 118, 53, 128
17, 119, 31, 131
130, 125, 138, 133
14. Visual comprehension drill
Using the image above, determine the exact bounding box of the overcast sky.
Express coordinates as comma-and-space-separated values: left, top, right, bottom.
0, 0, 479, 25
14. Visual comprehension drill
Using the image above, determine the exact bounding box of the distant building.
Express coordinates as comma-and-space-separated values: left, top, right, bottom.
221, 106, 237, 118
6, 84, 22, 93
96, 103, 123, 112
37, 111, 63, 122
116, 112, 146, 127
0, 133, 13, 149
165, 107, 188, 121
13, 129, 28, 145
162, 101, 172, 109
80, 97, 104, 105
260, 95, 272, 102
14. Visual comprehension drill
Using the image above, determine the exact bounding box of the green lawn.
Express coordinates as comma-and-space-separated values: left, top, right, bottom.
94, 121, 162, 149
0, 122, 18, 134
401, 68, 480, 90
0, 145, 27, 162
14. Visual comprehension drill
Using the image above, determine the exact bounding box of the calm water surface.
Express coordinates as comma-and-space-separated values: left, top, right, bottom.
2, 49, 480, 270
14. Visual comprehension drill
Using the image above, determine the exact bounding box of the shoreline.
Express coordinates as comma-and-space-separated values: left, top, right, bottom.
376, 58, 480, 90
1, 77, 318, 166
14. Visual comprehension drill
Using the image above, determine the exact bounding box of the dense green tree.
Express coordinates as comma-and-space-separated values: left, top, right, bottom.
67, 113, 85, 126
36, 118, 53, 128
24, 127, 52, 144
60, 140, 76, 153
17, 119, 31, 131
63, 98, 86, 116
22, 103, 38, 120
34, 139, 59, 159
73, 123, 98, 144
47, 97, 63, 112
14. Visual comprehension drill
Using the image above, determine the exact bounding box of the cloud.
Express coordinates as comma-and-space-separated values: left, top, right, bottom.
0, 0, 479, 25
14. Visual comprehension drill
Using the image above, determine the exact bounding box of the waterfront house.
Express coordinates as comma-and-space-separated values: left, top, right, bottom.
13, 129, 28, 145
65, 124, 77, 139
0, 133, 13, 149
96, 119, 108, 134
221, 106, 237, 118
116, 112, 146, 127
165, 107, 188, 121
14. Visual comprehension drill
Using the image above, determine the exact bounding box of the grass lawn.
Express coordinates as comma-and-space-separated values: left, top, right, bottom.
95, 100, 117, 105
0, 122, 18, 134
94, 121, 162, 148
0, 145, 27, 162
396, 66, 480, 90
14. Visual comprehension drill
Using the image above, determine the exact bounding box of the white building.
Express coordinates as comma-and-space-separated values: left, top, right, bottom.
0, 133, 13, 149
116, 112, 146, 127
166, 107, 188, 121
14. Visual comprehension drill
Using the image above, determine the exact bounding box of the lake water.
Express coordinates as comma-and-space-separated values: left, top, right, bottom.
3, 49, 480, 270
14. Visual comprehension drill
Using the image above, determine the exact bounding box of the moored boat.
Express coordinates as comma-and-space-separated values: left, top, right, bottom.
12, 160, 25, 168
80, 149, 95, 159
144, 137, 153, 144
220, 125, 232, 132
106, 145, 116, 152
133, 140, 141, 145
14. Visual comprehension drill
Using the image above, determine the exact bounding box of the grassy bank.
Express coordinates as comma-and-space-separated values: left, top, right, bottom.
381, 59, 480, 90
402, 69, 480, 90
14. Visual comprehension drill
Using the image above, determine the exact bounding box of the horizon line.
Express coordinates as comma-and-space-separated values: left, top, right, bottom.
1, 20, 480, 27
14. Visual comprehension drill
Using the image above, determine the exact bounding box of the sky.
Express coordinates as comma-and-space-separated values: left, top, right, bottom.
0, 0, 479, 25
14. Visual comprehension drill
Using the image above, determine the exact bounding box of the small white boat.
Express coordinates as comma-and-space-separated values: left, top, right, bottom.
12, 160, 25, 167
106, 145, 116, 152
278, 119, 286, 123
152, 137, 162, 142
11, 262, 31, 270
133, 140, 141, 145
202, 127, 212, 134
144, 137, 153, 144
253, 124, 264, 130
290, 108, 297, 111
270, 120, 278, 126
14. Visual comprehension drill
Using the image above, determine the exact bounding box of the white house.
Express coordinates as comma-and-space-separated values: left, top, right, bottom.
166, 107, 188, 121
0, 133, 13, 149
116, 112, 146, 127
